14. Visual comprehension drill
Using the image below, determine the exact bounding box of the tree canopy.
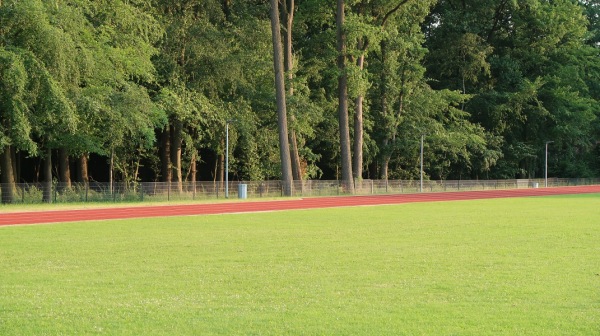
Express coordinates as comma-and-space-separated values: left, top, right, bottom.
1, 0, 598, 201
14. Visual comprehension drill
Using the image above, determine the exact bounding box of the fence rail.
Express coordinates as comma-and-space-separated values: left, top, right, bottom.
1, 178, 599, 204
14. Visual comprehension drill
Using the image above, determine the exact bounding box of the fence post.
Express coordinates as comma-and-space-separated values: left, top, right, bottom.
140, 183, 144, 202
85, 183, 88, 202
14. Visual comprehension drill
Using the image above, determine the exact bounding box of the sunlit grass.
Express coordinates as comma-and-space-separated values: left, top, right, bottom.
1, 195, 599, 335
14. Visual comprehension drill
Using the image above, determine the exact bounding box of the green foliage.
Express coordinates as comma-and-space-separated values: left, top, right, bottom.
0, 0, 597, 183
0, 48, 31, 151
426, 0, 600, 178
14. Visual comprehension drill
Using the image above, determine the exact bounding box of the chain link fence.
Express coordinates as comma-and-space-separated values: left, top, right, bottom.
1, 178, 599, 204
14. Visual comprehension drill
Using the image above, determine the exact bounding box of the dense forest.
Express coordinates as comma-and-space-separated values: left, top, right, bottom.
1, 0, 599, 198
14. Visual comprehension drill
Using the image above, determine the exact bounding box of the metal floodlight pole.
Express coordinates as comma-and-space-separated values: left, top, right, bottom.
420, 134, 424, 193
225, 121, 229, 198
545, 141, 554, 188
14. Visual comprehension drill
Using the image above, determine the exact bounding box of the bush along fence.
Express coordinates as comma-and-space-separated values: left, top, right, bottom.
0, 178, 599, 205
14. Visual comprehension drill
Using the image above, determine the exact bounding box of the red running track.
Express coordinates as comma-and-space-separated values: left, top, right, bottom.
1, 185, 599, 226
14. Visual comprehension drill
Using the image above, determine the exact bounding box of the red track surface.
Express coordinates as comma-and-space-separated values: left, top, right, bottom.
1, 185, 599, 226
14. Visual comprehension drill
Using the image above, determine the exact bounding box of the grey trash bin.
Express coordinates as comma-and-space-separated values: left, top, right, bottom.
238, 184, 248, 199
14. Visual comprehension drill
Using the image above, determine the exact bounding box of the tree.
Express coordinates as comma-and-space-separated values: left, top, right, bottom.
0, 48, 30, 203
0, 1, 78, 202
425, 0, 599, 178
279, 0, 304, 181
336, 0, 354, 192
365, 0, 437, 179
270, 0, 293, 195
345, 1, 412, 180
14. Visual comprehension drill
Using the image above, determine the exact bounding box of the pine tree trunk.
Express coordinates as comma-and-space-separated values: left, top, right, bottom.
77, 153, 89, 184
352, 4, 367, 181
189, 151, 197, 194
382, 144, 390, 181
353, 53, 365, 180
218, 151, 224, 192
281, 0, 302, 181
161, 127, 172, 183
380, 40, 390, 180
353, 94, 364, 180
1, 145, 16, 204
42, 148, 52, 203
222, 0, 232, 21
288, 128, 302, 180
171, 120, 183, 193
270, 0, 293, 196
12, 146, 19, 184
58, 148, 71, 190
336, 0, 354, 193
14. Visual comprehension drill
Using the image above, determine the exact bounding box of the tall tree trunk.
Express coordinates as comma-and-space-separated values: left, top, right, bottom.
133, 148, 141, 184
171, 120, 183, 192
353, 93, 364, 179
281, 0, 302, 181
353, 50, 365, 180
337, 0, 354, 193
218, 151, 224, 191
77, 153, 89, 184
270, 0, 293, 196
1, 145, 16, 204
161, 127, 172, 183
189, 151, 197, 194
11, 147, 19, 184
42, 148, 52, 203
380, 41, 390, 180
381, 142, 390, 181
58, 148, 71, 190
289, 128, 302, 179
222, 0, 232, 21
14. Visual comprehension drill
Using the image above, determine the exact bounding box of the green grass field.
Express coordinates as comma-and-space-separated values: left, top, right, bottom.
1, 194, 599, 335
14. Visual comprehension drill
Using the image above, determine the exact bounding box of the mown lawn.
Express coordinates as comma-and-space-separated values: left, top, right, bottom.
1, 194, 599, 335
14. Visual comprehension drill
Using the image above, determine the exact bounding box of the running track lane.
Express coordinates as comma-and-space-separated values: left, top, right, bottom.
1, 185, 599, 226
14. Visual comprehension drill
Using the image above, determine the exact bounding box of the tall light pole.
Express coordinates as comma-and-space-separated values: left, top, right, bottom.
225, 121, 230, 198
545, 141, 553, 188
420, 134, 424, 193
